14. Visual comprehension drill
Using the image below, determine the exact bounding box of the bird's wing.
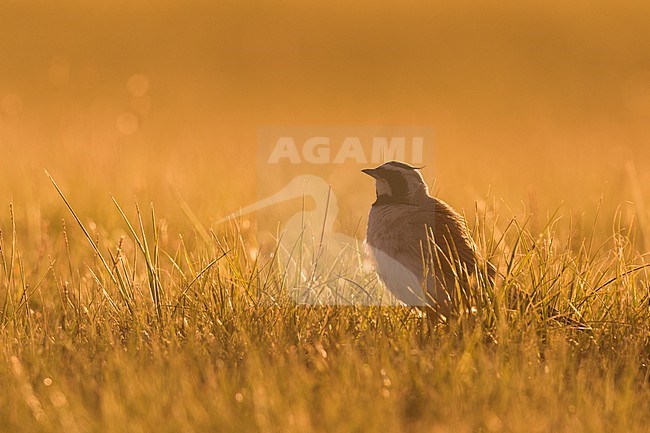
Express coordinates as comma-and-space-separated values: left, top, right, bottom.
405, 198, 477, 275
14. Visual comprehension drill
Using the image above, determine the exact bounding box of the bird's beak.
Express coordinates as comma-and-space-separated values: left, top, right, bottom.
362, 168, 380, 178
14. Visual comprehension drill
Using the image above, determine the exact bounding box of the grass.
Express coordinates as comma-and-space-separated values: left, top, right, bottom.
2, 1, 650, 430
0, 172, 648, 433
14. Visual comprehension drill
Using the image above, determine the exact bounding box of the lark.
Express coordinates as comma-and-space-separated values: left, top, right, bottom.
363, 161, 495, 320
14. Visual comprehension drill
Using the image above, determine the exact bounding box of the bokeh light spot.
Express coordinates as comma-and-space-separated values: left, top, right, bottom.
116, 112, 139, 135
127, 74, 150, 97
48, 57, 70, 86
1, 94, 24, 116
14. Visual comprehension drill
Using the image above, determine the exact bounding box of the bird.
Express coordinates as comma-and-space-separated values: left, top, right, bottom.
363, 161, 495, 320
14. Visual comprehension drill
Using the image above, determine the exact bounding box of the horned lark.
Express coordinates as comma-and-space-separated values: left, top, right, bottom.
363, 161, 495, 319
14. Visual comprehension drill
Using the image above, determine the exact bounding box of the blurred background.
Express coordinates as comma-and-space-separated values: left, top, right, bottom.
1, 0, 650, 245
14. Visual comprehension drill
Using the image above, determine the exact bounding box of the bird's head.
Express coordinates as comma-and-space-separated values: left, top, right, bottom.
362, 161, 429, 204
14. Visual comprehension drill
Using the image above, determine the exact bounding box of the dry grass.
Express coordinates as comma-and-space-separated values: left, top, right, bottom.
0, 172, 649, 433
2, 2, 650, 431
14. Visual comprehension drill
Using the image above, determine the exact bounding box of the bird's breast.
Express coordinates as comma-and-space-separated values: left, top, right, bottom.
366, 203, 418, 248
366, 203, 429, 305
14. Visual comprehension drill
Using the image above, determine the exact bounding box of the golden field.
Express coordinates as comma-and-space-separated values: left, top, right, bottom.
1, 1, 650, 432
